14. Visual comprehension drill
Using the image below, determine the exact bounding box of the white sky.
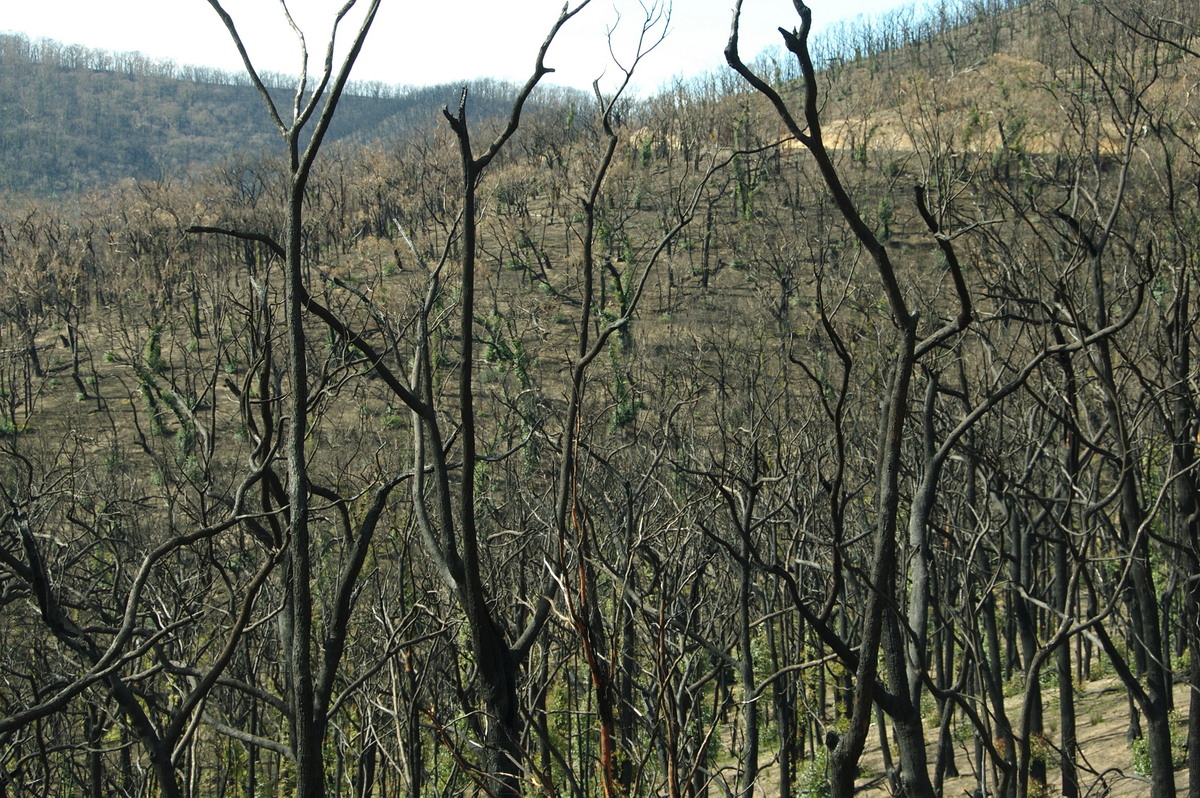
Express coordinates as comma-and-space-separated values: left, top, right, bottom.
2, 0, 912, 95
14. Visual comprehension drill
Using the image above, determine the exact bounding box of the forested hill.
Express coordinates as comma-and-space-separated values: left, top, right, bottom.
0, 0, 1092, 198
0, 32, 569, 195
7, 1, 1200, 797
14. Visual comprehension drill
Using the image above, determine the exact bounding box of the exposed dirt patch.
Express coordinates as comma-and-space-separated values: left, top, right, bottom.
853, 677, 1190, 797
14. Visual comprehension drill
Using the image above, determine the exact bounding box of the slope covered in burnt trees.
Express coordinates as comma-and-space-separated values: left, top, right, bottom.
0, 32, 581, 195
2, 1, 1199, 797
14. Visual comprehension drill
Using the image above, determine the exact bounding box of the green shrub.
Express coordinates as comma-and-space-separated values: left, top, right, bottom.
143, 324, 166, 374
1131, 737, 1151, 777
798, 747, 831, 798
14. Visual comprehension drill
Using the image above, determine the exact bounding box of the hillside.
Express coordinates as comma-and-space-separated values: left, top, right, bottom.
0, 32, 580, 194
1, 1, 1199, 797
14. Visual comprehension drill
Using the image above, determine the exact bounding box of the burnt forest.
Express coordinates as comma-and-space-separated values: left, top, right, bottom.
1, 1, 1198, 796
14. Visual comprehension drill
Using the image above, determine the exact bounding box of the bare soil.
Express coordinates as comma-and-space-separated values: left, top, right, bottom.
854, 677, 1191, 797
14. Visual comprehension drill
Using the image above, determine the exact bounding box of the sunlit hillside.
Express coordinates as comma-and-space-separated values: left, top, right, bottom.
1, 1, 1197, 797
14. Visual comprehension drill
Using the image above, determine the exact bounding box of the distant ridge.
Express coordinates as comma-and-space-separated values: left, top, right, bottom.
0, 32, 583, 196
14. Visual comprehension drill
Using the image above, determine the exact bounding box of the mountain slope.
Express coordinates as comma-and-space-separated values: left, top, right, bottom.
0, 33, 575, 195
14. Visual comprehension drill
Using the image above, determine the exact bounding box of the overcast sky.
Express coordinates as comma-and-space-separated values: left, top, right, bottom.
2, 0, 912, 95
